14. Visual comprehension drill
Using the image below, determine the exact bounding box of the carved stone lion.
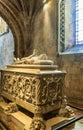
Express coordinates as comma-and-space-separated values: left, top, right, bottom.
30, 118, 46, 130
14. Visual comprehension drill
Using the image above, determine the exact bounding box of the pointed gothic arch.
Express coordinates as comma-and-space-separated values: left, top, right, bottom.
0, 0, 25, 58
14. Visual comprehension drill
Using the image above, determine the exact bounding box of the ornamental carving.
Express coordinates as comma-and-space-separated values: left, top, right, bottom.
2, 72, 65, 106
30, 118, 46, 130
4, 102, 18, 113
30, 106, 46, 130
2, 73, 39, 105
0, 60, 67, 130
39, 75, 65, 105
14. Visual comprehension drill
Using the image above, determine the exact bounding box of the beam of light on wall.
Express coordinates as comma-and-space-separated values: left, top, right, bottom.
43, 0, 47, 4
43, 0, 51, 11
43, 1, 52, 29
43, 1, 54, 46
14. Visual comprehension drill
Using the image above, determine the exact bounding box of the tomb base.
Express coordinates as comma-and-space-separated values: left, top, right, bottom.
0, 101, 74, 130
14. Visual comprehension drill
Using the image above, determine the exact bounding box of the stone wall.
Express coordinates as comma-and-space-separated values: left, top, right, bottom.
57, 54, 83, 106
57, 0, 83, 106
33, 0, 58, 63
33, 0, 83, 106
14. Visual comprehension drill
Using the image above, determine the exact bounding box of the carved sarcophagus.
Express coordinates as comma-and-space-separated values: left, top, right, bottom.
0, 64, 66, 113
0, 53, 66, 129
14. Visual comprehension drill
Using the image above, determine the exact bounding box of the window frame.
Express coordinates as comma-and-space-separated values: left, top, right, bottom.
58, 0, 83, 55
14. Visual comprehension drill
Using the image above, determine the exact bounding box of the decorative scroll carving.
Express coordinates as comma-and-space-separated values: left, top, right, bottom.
4, 102, 18, 113
40, 75, 65, 105
2, 73, 40, 104
2, 72, 65, 107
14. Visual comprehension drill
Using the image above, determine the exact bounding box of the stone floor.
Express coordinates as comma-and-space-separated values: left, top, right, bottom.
51, 107, 83, 130
46, 107, 83, 130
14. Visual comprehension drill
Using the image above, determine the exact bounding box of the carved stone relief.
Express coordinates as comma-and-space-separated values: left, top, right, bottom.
0, 54, 68, 130
30, 106, 46, 130
4, 102, 18, 114
59, 96, 75, 118
2, 72, 65, 107
2, 73, 38, 104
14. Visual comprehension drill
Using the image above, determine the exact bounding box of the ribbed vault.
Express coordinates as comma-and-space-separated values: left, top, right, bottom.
0, 0, 50, 58
0, 0, 25, 58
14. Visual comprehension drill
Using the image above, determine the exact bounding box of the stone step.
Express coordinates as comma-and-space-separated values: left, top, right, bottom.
11, 111, 32, 130
0, 101, 74, 130
0, 101, 32, 130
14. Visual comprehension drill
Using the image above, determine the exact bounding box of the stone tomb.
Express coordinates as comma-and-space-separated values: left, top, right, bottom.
0, 54, 69, 129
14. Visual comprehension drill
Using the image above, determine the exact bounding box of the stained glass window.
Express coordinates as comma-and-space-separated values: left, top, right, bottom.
59, 0, 83, 54
76, 0, 83, 44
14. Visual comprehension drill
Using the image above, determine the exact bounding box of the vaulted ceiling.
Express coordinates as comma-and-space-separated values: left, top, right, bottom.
0, 0, 23, 57
0, 0, 55, 57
